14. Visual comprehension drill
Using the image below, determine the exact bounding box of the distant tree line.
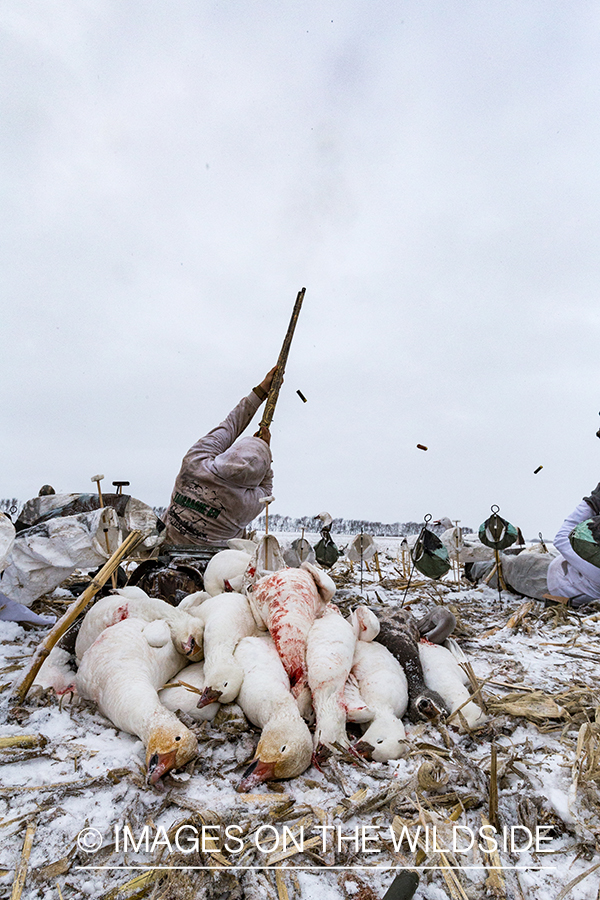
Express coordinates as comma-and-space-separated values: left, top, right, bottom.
1, 500, 471, 538
252, 513, 472, 536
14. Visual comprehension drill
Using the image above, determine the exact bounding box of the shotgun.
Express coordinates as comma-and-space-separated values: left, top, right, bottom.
258, 287, 305, 431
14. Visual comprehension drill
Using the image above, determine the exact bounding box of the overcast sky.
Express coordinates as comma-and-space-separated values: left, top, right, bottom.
2, 1, 600, 538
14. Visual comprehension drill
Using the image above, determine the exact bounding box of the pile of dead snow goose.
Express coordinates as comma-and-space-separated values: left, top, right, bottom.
37, 544, 486, 789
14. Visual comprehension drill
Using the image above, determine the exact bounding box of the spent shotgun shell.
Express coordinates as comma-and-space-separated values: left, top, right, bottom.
296, 390, 307, 403
416, 444, 428, 451
533, 465, 543, 474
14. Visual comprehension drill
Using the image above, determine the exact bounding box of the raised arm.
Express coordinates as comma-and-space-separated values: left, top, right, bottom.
182, 369, 277, 464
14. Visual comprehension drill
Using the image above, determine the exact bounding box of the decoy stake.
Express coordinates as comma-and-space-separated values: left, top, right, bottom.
91, 474, 116, 588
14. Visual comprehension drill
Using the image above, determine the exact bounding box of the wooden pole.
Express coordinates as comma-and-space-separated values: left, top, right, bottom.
258, 287, 305, 431
493, 548, 507, 601
91, 475, 116, 589
102, 513, 118, 591
360, 531, 364, 594
400, 539, 410, 579
12, 529, 145, 705
265, 504, 269, 570
452, 520, 462, 585
91, 474, 104, 507
373, 550, 383, 581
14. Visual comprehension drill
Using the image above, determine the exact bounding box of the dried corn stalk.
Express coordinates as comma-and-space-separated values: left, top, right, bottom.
480, 814, 506, 899
485, 690, 565, 724
506, 600, 536, 630
569, 721, 600, 813
10, 822, 36, 900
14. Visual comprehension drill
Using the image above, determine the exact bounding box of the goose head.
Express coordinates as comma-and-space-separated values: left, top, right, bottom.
416, 608, 456, 644
236, 719, 312, 791
354, 717, 409, 762
197, 661, 244, 707
433, 517, 454, 530
314, 511, 333, 530
409, 689, 449, 723
169, 616, 204, 662
178, 630, 204, 662
145, 721, 198, 785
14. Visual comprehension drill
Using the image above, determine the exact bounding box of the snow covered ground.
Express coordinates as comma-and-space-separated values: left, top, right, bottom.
1, 533, 600, 900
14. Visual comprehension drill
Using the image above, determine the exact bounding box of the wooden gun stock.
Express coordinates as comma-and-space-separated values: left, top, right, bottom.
259, 287, 305, 430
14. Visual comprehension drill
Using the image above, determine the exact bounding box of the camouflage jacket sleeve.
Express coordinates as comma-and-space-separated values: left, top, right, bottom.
182, 390, 263, 466
554, 500, 600, 587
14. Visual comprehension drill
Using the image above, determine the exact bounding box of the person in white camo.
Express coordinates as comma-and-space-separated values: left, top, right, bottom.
163, 368, 277, 550
546, 483, 600, 607
467, 483, 600, 608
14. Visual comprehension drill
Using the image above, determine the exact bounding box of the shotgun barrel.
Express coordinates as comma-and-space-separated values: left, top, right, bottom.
259, 287, 305, 430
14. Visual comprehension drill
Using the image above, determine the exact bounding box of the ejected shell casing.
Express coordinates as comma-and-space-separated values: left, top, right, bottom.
416, 444, 428, 451
296, 389, 307, 402
534, 465, 543, 474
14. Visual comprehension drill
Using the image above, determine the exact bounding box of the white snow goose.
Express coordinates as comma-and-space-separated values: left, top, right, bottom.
308, 607, 378, 727
234, 635, 312, 791
75, 587, 204, 662
419, 641, 486, 730
349, 640, 409, 762
306, 604, 357, 752
247, 562, 335, 719
203, 549, 253, 596
187, 591, 256, 707
159, 661, 220, 722
75, 617, 197, 784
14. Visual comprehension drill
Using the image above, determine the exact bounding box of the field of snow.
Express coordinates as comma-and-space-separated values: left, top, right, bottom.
1, 533, 600, 900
